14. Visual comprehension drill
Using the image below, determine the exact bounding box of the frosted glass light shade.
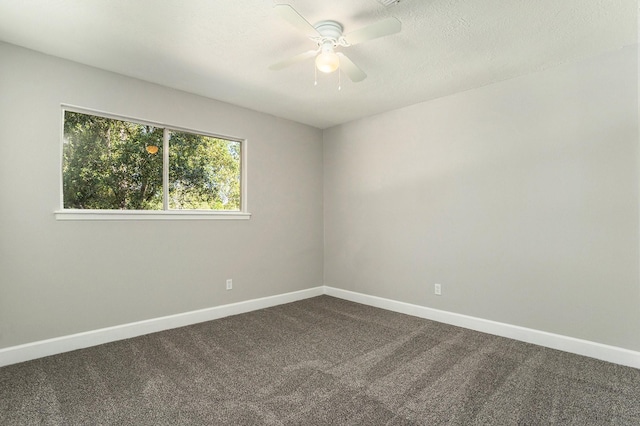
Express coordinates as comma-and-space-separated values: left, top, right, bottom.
315, 51, 340, 73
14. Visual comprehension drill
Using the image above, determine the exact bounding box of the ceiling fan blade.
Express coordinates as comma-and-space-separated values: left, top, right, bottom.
269, 50, 318, 71
337, 53, 367, 82
344, 17, 401, 45
274, 4, 320, 37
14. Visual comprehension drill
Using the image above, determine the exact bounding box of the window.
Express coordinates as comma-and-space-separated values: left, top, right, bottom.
56, 108, 249, 220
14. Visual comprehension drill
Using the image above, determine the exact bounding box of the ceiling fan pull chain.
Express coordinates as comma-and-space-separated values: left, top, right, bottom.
314, 65, 318, 86
338, 68, 342, 91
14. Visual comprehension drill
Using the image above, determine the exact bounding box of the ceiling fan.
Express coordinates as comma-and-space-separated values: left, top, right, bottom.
269, 4, 402, 83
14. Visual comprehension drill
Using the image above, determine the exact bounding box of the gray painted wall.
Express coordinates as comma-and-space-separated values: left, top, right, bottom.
0, 42, 324, 348
324, 46, 640, 351
2, 41, 639, 354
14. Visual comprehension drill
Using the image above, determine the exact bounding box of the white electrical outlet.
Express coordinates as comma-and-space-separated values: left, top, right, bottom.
434, 283, 442, 296
226, 279, 233, 290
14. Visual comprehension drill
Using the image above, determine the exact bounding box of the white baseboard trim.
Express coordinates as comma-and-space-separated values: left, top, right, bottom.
0, 286, 324, 368
323, 286, 640, 369
2, 285, 638, 370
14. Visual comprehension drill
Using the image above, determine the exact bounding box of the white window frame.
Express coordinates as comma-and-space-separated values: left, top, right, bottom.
55, 105, 250, 221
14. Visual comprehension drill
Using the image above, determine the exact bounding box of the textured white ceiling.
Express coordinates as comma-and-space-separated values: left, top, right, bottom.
0, 0, 636, 129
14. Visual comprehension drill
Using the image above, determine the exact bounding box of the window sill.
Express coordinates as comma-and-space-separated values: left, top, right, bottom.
54, 210, 252, 221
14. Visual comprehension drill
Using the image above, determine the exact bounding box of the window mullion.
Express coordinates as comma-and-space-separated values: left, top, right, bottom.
163, 128, 170, 210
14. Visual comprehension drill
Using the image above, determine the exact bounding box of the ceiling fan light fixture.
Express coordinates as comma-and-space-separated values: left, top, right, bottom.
315, 50, 340, 73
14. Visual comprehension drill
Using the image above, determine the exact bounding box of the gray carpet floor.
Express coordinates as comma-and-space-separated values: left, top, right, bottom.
1, 295, 639, 425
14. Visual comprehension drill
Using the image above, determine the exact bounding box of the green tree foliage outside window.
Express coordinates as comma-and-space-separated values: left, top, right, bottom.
63, 111, 242, 211
169, 130, 241, 210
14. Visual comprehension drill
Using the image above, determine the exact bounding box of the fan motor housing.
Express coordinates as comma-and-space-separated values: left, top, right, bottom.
313, 20, 343, 41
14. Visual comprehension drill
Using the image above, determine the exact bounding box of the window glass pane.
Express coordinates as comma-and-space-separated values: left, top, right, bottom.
63, 111, 164, 210
168, 131, 241, 210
